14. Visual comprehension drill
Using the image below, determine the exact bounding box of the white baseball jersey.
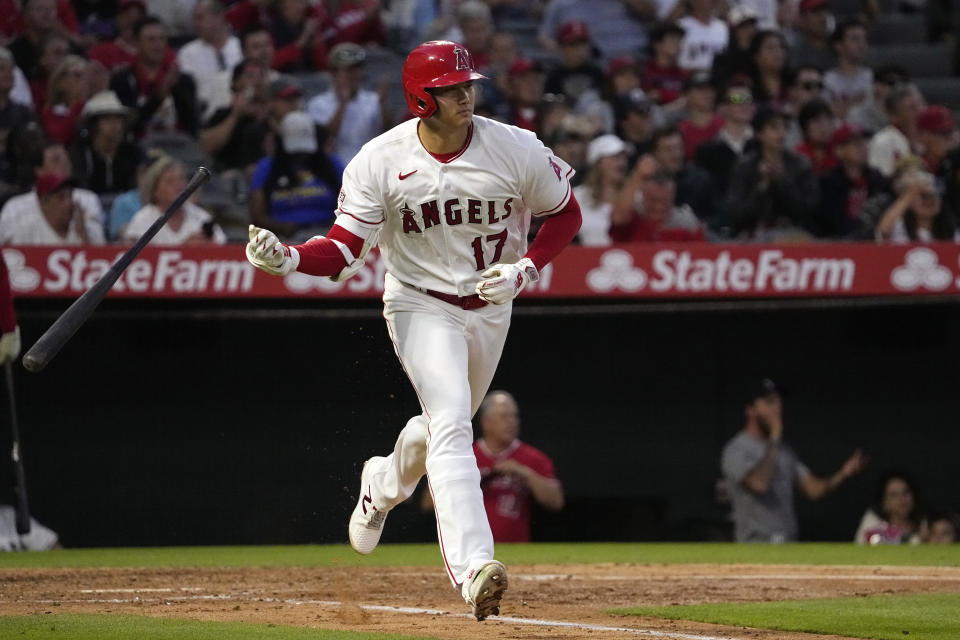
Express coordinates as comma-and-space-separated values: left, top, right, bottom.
0, 189, 106, 245
334, 116, 574, 298
677, 16, 729, 71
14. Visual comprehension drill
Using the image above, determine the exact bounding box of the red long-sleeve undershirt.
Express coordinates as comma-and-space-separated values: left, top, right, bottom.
291, 191, 582, 278
0, 256, 17, 333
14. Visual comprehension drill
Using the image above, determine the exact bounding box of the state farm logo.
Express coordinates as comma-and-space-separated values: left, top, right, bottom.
587, 249, 646, 292
2, 249, 41, 291
890, 247, 952, 292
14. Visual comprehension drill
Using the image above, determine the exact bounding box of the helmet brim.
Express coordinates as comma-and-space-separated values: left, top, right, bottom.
425, 70, 487, 89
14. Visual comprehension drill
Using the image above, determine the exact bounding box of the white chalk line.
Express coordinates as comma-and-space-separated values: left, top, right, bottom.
79, 587, 205, 593
33, 591, 746, 640
514, 573, 960, 582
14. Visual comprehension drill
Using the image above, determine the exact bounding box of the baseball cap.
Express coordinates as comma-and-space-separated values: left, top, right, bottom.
916, 105, 956, 134
748, 378, 782, 402
328, 42, 367, 69
281, 111, 318, 154
607, 55, 639, 77
727, 5, 759, 27
684, 70, 713, 91
586, 134, 627, 165
35, 172, 75, 197
270, 76, 303, 100
799, 0, 829, 12
615, 88, 654, 118
830, 123, 867, 146
508, 58, 540, 77
557, 20, 590, 44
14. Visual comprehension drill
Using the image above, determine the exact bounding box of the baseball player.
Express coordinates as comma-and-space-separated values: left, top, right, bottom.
245, 40, 582, 621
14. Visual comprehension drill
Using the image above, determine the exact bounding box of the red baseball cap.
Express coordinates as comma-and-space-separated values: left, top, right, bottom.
830, 123, 867, 146
916, 105, 956, 134
608, 55, 638, 77
799, 0, 829, 12
508, 58, 540, 77
35, 172, 75, 197
557, 20, 590, 45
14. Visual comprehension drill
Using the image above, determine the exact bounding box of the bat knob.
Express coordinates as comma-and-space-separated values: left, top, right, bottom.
22, 352, 43, 373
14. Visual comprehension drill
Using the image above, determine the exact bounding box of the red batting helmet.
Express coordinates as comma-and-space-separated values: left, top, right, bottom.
402, 40, 487, 119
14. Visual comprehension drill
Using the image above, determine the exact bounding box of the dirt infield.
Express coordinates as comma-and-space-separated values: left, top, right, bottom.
3, 563, 960, 639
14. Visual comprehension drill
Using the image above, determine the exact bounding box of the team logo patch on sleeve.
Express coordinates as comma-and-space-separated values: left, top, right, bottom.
338, 189, 346, 207
548, 157, 562, 181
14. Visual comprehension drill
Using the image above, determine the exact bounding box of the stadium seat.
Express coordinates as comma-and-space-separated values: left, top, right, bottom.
868, 13, 926, 44
866, 43, 953, 77
914, 77, 960, 111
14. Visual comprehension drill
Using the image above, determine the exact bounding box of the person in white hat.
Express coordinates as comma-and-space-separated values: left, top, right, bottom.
249, 110, 344, 242
573, 134, 628, 246
70, 90, 142, 195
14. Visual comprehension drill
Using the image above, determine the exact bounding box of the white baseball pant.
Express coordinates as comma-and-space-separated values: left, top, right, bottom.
363, 272, 511, 585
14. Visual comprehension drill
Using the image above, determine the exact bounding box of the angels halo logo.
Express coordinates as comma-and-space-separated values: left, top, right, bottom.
453, 47, 470, 71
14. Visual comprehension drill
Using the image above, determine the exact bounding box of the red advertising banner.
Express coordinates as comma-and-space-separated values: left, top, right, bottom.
4, 243, 960, 299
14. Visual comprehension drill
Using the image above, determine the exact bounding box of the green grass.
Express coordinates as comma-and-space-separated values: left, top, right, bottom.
0, 614, 436, 640
612, 592, 960, 640
0, 543, 960, 569
0, 542, 958, 569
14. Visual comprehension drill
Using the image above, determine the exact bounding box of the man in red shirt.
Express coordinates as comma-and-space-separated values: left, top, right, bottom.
472, 391, 563, 543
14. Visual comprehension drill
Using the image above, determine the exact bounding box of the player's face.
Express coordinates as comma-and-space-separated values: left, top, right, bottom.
430, 81, 476, 129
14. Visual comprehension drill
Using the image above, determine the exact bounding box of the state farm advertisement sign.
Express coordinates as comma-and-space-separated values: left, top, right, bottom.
3, 243, 959, 299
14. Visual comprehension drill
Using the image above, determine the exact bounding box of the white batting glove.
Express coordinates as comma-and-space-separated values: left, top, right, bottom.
0, 326, 20, 365
475, 257, 539, 304
245, 225, 300, 276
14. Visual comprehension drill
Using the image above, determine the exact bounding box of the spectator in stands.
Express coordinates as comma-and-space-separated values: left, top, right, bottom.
545, 115, 591, 180
70, 90, 141, 195
677, 71, 723, 162
795, 98, 836, 175
144, 0, 194, 42
306, 43, 388, 164
32, 139, 105, 227
544, 21, 604, 105
722, 378, 866, 543
788, 0, 834, 71
249, 110, 343, 241
502, 58, 545, 134
614, 89, 657, 165
0, 48, 36, 168
471, 390, 564, 543
824, 19, 872, 119
927, 512, 958, 544
916, 106, 956, 175
437, 1, 494, 69
726, 106, 820, 239
610, 155, 705, 242
876, 168, 958, 242
268, 0, 326, 72
0, 171, 105, 244
268, 76, 303, 127
847, 65, 909, 135
108, 150, 157, 240
819, 124, 888, 238
88, 0, 148, 73
9, 0, 66, 87
40, 55, 90, 146
783, 65, 824, 147
538, 0, 649, 60
868, 85, 922, 178
574, 133, 627, 246
111, 16, 199, 138
855, 471, 927, 544
695, 80, 755, 204
25, 32, 69, 110
748, 29, 790, 107
124, 154, 226, 245
199, 60, 270, 175
325, 0, 385, 48
642, 22, 689, 110
650, 126, 716, 227
677, 0, 729, 72
178, 0, 243, 115
710, 5, 758, 89
604, 56, 644, 105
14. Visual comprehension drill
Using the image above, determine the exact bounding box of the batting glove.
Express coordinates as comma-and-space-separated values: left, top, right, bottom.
245, 225, 300, 276
475, 257, 539, 305
0, 326, 20, 365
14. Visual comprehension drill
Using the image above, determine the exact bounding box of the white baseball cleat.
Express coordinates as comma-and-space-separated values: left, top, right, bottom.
461, 560, 508, 621
348, 460, 387, 554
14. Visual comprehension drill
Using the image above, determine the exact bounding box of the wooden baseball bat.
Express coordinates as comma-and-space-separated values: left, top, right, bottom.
22, 166, 211, 373
5, 360, 29, 535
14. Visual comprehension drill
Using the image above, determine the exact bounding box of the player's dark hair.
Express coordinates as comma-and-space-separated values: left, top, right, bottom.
134, 15, 165, 39
830, 17, 866, 46
263, 127, 342, 203
240, 26, 272, 49
786, 64, 821, 88
649, 126, 682, 152
797, 98, 832, 133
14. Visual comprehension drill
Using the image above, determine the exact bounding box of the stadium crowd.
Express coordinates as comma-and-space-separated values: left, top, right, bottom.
0, 0, 957, 247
